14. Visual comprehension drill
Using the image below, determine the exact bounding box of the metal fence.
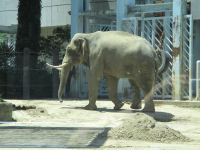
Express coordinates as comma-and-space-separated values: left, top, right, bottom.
120, 14, 194, 100
142, 16, 173, 99
0, 38, 61, 99
88, 22, 116, 33
121, 16, 173, 99
182, 15, 193, 100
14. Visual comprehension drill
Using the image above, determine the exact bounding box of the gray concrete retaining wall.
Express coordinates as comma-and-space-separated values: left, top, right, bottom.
0, 102, 13, 121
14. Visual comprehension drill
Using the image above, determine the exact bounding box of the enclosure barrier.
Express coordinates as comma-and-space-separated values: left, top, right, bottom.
196, 60, 200, 100
22, 48, 60, 99
0, 46, 59, 99
23, 48, 30, 99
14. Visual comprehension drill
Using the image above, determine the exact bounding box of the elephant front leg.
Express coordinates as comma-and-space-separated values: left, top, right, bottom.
85, 72, 100, 110
129, 79, 142, 109
104, 75, 124, 110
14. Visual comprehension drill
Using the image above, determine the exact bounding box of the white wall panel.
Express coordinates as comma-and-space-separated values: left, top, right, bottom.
42, 0, 52, 7
5, 0, 18, 10
0, 0, 18, 26
0, 0, 6, 11
52, 0, 71, 5
41, 7, 52, 27
5, 11, 18, 26
0, 0, 71, 28
0, 12, 6, 26
51, 5, 71, 26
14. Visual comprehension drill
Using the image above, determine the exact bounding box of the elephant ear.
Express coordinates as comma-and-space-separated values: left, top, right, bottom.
79, 38, 87, 56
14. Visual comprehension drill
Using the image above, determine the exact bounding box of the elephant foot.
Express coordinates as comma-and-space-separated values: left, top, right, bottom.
142, 105, 155, 112
130, 101, 142, 109
59, 97, 63, 103
114, 102, 124, 110
85, 104, 97, 110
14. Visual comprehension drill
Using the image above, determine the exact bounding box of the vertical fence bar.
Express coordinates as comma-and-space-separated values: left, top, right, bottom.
23, 48, 30, 99
52, 48, 59, 98
172, 0, 187, 100
134, 17, 138, 35
111, 21, 113, 31
152, 19, 155, 49
189, 15, 193, 100
141, 13, 145, 38
196, 61, 200, 100
162, 18, 167, 99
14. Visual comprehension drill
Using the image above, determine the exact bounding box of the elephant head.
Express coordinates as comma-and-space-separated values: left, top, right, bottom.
47, 34, 88, 102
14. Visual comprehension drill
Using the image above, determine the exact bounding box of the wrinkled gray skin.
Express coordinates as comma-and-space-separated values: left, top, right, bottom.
47, 31, 169, 112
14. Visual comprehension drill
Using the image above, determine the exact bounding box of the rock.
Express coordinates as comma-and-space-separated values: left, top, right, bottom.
21, 105, 27, 110
14, 105, 36, 110
29, 105, 36, 109
0, 102, 13, 121
16, 105, 22, 109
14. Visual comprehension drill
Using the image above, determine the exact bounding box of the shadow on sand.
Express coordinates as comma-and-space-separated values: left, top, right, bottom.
61, 106, 175, 122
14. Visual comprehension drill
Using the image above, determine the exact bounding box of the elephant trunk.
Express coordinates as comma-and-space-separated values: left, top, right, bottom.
58, 64, 72, 103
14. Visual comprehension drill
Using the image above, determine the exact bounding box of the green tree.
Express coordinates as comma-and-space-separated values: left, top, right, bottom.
0, 33, 7, 43
0, 41, 15, 97
15, 0, 41, 68
39, 25, 71, 60
14, 0, 41, 98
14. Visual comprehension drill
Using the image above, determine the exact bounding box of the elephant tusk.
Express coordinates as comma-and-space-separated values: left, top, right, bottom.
46, 63, 68, 69
55, 68, 62, 70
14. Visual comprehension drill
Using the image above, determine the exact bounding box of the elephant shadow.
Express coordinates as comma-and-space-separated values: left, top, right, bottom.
61, 106, 135, 113
61, 106, 175, 122
142, 111, 175, 122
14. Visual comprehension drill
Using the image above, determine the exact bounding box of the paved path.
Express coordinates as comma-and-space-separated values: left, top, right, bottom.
0, 125, 109, 148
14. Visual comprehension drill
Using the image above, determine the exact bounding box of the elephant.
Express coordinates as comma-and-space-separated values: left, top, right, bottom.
47, 31, 170, 112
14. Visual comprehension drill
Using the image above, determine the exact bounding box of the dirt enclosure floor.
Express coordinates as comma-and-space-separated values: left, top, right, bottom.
0, 99, 200, 150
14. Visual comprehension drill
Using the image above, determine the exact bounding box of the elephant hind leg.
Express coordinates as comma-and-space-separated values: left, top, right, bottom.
104, 74, 124, 110
140, 76, 155, 112
129, 79, 142, 109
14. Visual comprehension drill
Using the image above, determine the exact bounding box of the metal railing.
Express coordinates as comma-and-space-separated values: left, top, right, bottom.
121, 16, 173, 99
0, 45, 60, 99
182, 15, 193, 100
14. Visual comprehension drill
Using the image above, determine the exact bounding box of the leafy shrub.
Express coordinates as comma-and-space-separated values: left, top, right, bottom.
0, 94, 5, 102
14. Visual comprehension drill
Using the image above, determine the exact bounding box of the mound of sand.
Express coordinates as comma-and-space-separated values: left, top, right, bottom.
99, 113, 191, 143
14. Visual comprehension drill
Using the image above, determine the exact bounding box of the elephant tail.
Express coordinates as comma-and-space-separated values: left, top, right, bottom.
154, 30, 171, 74
157, 50, 171, 74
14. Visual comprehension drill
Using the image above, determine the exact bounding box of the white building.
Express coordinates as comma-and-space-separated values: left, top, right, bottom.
0, 0, 71, 37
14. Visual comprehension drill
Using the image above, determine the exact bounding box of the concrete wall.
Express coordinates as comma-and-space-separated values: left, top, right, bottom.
41, 0, 71, 27
89, 0, 116, 11
0, 0, 18, 26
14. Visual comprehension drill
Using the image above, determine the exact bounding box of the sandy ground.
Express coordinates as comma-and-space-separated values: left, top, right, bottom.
0, 99, 200, 149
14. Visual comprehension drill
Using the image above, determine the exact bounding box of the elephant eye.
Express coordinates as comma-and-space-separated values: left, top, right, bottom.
67, 48, 77, 56
74, 39, 79, 45
74, 39, 81, 49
